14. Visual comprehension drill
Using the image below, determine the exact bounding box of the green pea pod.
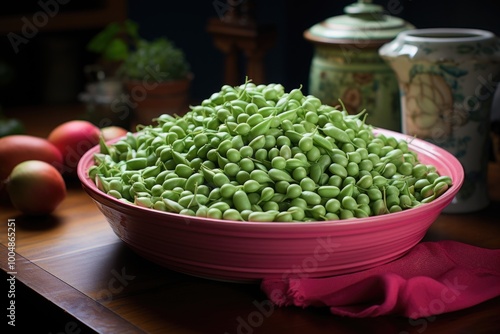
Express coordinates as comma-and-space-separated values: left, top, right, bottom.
230, 99, 249, 110
217, 152, 229, 169
96, 174, 110, 193
433, 181, 449, 198
132, 181, 149, 193
284, 158, 308, 171
225, 121, 238, 135
248, 210, 279, 222
171, 151, 190, 166
421, 194, 436, 204
185, 173, 205, 193
195, 205, 209, 217
125, 132, 138, 150
312, 134, 334, 151
338, 183, 354, 200
252, 95, 269, 108
353, 208, 369, 218
371, 198, 387, 216
277, 108, 300, 123
329, 163, 348, 179
268, 168, 295, 182
247, 113, 263, 127
266, 128, 282, 138
178, 194, 208, 208
280, 145, 292, 160
275, 212, 293, 222
235, 123, 251, 136
420, 184, 434, 199
209, 201, 231, 212
317, 186, 340, 198
163, 198, 184, 213
223, 208, 244, 221
258, 106, 278, 118
321, 125, 351, 143
250, 169, 273, 184
243, 179, 261, 193
162, 177, 187, 190
153, 201, 167, 211
341, 195, 357, 210
249, 116, 275, 138
433, 175, 453, 186
274, 94, 290, 111
135, 197, 153, 208
175, 164, 194, 178
141, 165, 161, 179
381, 148, 404, 162
213, 172, 230, 188
356, 174, 373, 189
113, 140, 130, 153
258, 187, 275, 203
301, 193, 322, 208
233, 190, 252, 211
310, 164, 322, 184
99, 136, 111, 155
270, 193, 287, 203
284, 130, 303, 144
344, 118, 360, 132
229, 105, 244, 120
372, 175, 388, 187
126, 158, 148, 170
88, 166, 100, 180
249, 135, 266, 151
317, 154, 332, 172
331, 153, 348, 167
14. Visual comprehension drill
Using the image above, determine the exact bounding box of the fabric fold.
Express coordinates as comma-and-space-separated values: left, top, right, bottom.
261, 241, 500, 318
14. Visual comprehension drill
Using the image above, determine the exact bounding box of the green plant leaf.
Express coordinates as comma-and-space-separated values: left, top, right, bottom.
124, 20, 140, 40
119, 37, 190, 81
87, 22, 121, 53
103, 39, 129, 61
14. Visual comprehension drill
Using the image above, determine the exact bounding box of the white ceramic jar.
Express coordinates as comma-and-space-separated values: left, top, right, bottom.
380, 28, 500, 213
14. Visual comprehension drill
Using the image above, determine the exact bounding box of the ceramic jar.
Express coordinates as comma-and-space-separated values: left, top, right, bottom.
379, 28, 500, 213
304, 0, 413, 131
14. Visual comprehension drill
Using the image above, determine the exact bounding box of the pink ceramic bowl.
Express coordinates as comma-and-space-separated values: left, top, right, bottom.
78, 129, 464, 283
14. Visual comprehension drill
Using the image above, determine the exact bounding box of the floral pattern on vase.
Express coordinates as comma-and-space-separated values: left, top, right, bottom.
402, 73, 454, 139
309, 46, 402, 131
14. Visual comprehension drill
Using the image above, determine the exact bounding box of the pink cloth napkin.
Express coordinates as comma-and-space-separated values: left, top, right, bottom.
261, 241, 500, 319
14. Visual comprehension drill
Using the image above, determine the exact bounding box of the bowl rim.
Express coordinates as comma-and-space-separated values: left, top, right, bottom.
78, 128, 464, 228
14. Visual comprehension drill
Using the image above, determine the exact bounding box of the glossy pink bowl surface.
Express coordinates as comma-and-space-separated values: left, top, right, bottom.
78, 129, 464, 283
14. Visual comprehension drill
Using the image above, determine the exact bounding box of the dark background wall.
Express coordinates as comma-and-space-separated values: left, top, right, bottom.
0, 0, 499, 107
127, 0, 500, 102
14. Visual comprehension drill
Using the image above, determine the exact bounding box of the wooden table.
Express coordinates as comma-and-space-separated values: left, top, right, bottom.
1, 105, 500, 333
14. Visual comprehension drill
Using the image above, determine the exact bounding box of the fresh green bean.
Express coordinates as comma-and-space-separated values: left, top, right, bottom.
91, 80, 453, 222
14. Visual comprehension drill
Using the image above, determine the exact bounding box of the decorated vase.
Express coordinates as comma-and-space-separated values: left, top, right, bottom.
304, 0, 413, 131
379, 28, 500, 213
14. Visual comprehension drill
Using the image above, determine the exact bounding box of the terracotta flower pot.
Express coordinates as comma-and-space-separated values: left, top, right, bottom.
125, 74, 192, 127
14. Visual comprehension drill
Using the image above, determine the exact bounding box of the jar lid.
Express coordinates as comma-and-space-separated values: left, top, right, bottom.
304, 0, 414, 46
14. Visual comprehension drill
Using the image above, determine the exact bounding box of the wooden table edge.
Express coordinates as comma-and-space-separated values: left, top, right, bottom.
0, 245, 145, 333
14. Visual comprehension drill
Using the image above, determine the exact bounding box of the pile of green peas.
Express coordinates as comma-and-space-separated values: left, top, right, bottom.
88, 81, 453, 222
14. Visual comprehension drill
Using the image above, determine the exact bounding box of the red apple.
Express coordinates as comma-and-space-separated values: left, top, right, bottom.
101, 126, 128, 142
48, 120, 100, 176
6, 160, 66, 215
0, 134, 63, 181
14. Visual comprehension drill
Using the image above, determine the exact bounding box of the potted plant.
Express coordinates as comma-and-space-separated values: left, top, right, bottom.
118, 37, 192, 126
82, 20, 142, 129
86, 19, 140, 76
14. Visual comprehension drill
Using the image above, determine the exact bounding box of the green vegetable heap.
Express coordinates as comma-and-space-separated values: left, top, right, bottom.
89, 81, 452, 222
